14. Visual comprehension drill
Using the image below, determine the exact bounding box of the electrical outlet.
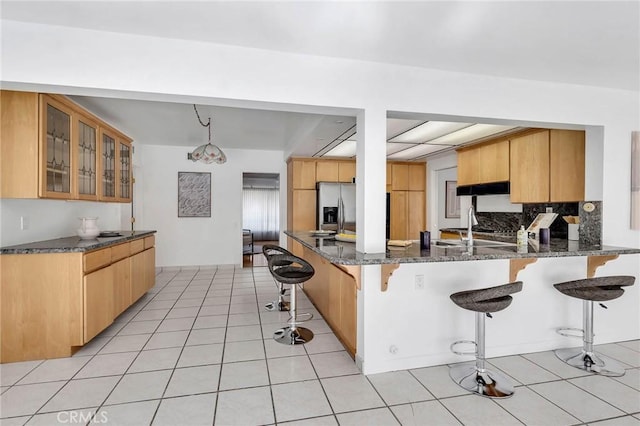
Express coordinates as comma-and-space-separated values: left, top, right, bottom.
415, 274, 425, 290
20, 216, 28, 230
546, 207, 553, 213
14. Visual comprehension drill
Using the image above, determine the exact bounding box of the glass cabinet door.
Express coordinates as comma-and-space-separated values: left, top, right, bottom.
101, 131, 117, 199
77, 116, 98, 199
119, 140, 131, 200
42, 97, 72, 197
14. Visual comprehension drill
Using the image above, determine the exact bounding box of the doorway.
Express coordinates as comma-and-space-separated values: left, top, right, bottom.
242, 173, 280, 267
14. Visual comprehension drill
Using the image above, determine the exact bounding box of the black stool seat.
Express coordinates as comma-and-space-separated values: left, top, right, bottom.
450, 282, 523, 313
263, 244, 294, 261
554, 276, 634, 302
268, 255, 314, 284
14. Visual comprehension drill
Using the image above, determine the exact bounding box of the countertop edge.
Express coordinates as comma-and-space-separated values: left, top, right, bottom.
285, 230, 640, 266
1, 231, 157, 254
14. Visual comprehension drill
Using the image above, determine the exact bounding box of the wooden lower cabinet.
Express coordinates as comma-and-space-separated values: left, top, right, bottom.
301, 247, 357, 357
113, 257, 132, 317
84, 265, 115, 342
0, 235, 156, 363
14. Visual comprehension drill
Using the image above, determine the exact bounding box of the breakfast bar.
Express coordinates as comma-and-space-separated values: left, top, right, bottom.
286, 231, 640, 374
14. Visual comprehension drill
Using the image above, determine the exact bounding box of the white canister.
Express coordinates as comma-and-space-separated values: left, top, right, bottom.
568, 223, 579, 241
77, 217, 100, 239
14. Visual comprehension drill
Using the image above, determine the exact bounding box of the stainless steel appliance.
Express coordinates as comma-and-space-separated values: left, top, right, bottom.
316, 182, 356, 232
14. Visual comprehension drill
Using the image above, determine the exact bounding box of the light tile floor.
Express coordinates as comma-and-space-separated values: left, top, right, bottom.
1, 265, 639, 426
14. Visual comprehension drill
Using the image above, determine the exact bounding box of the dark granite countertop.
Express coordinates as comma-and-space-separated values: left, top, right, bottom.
285, 230, 640, 265
0, 231, 157, 254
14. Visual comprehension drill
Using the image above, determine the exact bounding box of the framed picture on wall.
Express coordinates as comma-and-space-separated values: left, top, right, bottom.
445, 180, 460, 218
178, 172, 211, 217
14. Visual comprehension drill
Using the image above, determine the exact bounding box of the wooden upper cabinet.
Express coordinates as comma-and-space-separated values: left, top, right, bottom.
408, 163, 426, 191
457, 139, 509, 186
316, 161, 339, 182
510, 129, 585, 203
99, 128, 118, 201
0, 90, 133, 203
117, 137, 132, 202
549, 129, 585, 202
76, 113, 99, 201
510, 130, 551, 203
338, 161, 356, 183
0, 91, 39, 198
40, 95, 74, 199
291, 159, 317, 189
391, 163, 409, 190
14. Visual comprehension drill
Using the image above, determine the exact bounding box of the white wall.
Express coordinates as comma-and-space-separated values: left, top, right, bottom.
0, 198, 124, 246
135, 144, 287, 267
1, 19, 639, 250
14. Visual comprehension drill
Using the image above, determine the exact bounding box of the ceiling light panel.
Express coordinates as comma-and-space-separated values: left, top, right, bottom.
387, 118, 424, 139
387, 144, 448, 160
323, 140, 356, 157
427, 124, 518, 145
389, 121, 473, 143
386, 143, 417, 155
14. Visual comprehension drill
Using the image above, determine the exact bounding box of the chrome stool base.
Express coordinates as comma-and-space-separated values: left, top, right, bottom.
264, 300, 290, 312
555, 347, 625, 376
449, 364, 514, 398
273, 327, 314, 345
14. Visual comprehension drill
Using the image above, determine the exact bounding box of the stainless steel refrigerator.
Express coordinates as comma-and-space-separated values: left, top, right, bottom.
316, 182, 356, 232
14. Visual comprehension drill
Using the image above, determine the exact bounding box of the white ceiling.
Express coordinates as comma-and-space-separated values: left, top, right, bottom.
3, 1, 638, 159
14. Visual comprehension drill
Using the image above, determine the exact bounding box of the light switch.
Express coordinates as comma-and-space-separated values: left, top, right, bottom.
20, 216, 29, 230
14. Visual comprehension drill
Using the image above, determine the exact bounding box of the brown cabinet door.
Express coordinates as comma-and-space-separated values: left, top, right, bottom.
144, 247, 156, 292
83, 265, 114, 342
510, 131, 550, 203
408, 191, 426, 239
75, 113, 99, 200
316, 161, 339, 182
130, 250, 146, 302
339, 273, 357, 355
117, 138, 132, 202
40, 95, 74, 198
457, 148, 479, 186
99, 128, 118, 201
391, 164, 409, 190
292, 189, 317, 231
550, 130, 585, 202
112, 258, 131, 317
390, 190, 408, 239
338, 161, 356, 183
477, 140, 510, 183
291, 160, 317, 189
408, 163, 426, 191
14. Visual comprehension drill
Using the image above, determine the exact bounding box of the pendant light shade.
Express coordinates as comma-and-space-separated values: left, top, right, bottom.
189, 105, 227, 164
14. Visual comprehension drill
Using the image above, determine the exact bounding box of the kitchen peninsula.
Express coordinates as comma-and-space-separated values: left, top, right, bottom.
0, 231, 156, 363
286, 231, 640, 374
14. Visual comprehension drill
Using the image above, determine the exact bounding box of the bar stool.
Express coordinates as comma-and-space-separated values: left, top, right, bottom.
262, 244, 294, 312
554, 275, 635, 376
449, 281, 523, 398
268, 254, 314, 345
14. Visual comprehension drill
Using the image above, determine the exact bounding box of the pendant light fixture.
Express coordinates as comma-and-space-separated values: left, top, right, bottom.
189, 105, 227, 164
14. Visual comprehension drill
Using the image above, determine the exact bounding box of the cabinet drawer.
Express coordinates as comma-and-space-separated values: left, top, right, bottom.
111, 242, 130, 262
84, 248, 112, 273
130, 238, 145, 254
144, 235, 155, 249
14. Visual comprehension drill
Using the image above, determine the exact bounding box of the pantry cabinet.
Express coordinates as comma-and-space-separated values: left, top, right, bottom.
0, 90, 133, 202
390, 190, 425, 240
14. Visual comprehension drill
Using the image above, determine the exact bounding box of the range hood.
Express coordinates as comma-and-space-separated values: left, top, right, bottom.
456, 181, 510, 196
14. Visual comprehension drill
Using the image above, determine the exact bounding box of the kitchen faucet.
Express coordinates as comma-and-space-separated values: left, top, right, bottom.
467, 204, 479, 248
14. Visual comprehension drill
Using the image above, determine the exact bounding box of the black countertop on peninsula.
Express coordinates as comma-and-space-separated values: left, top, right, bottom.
285, 230, 640, 266
0, 231, 157, 254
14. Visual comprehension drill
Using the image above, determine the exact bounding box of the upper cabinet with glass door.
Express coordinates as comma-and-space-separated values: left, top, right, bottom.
0, 90, 133, 202
40, 95, 74, 199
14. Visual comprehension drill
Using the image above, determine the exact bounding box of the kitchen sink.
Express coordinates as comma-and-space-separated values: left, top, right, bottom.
433, 239, 516, 248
